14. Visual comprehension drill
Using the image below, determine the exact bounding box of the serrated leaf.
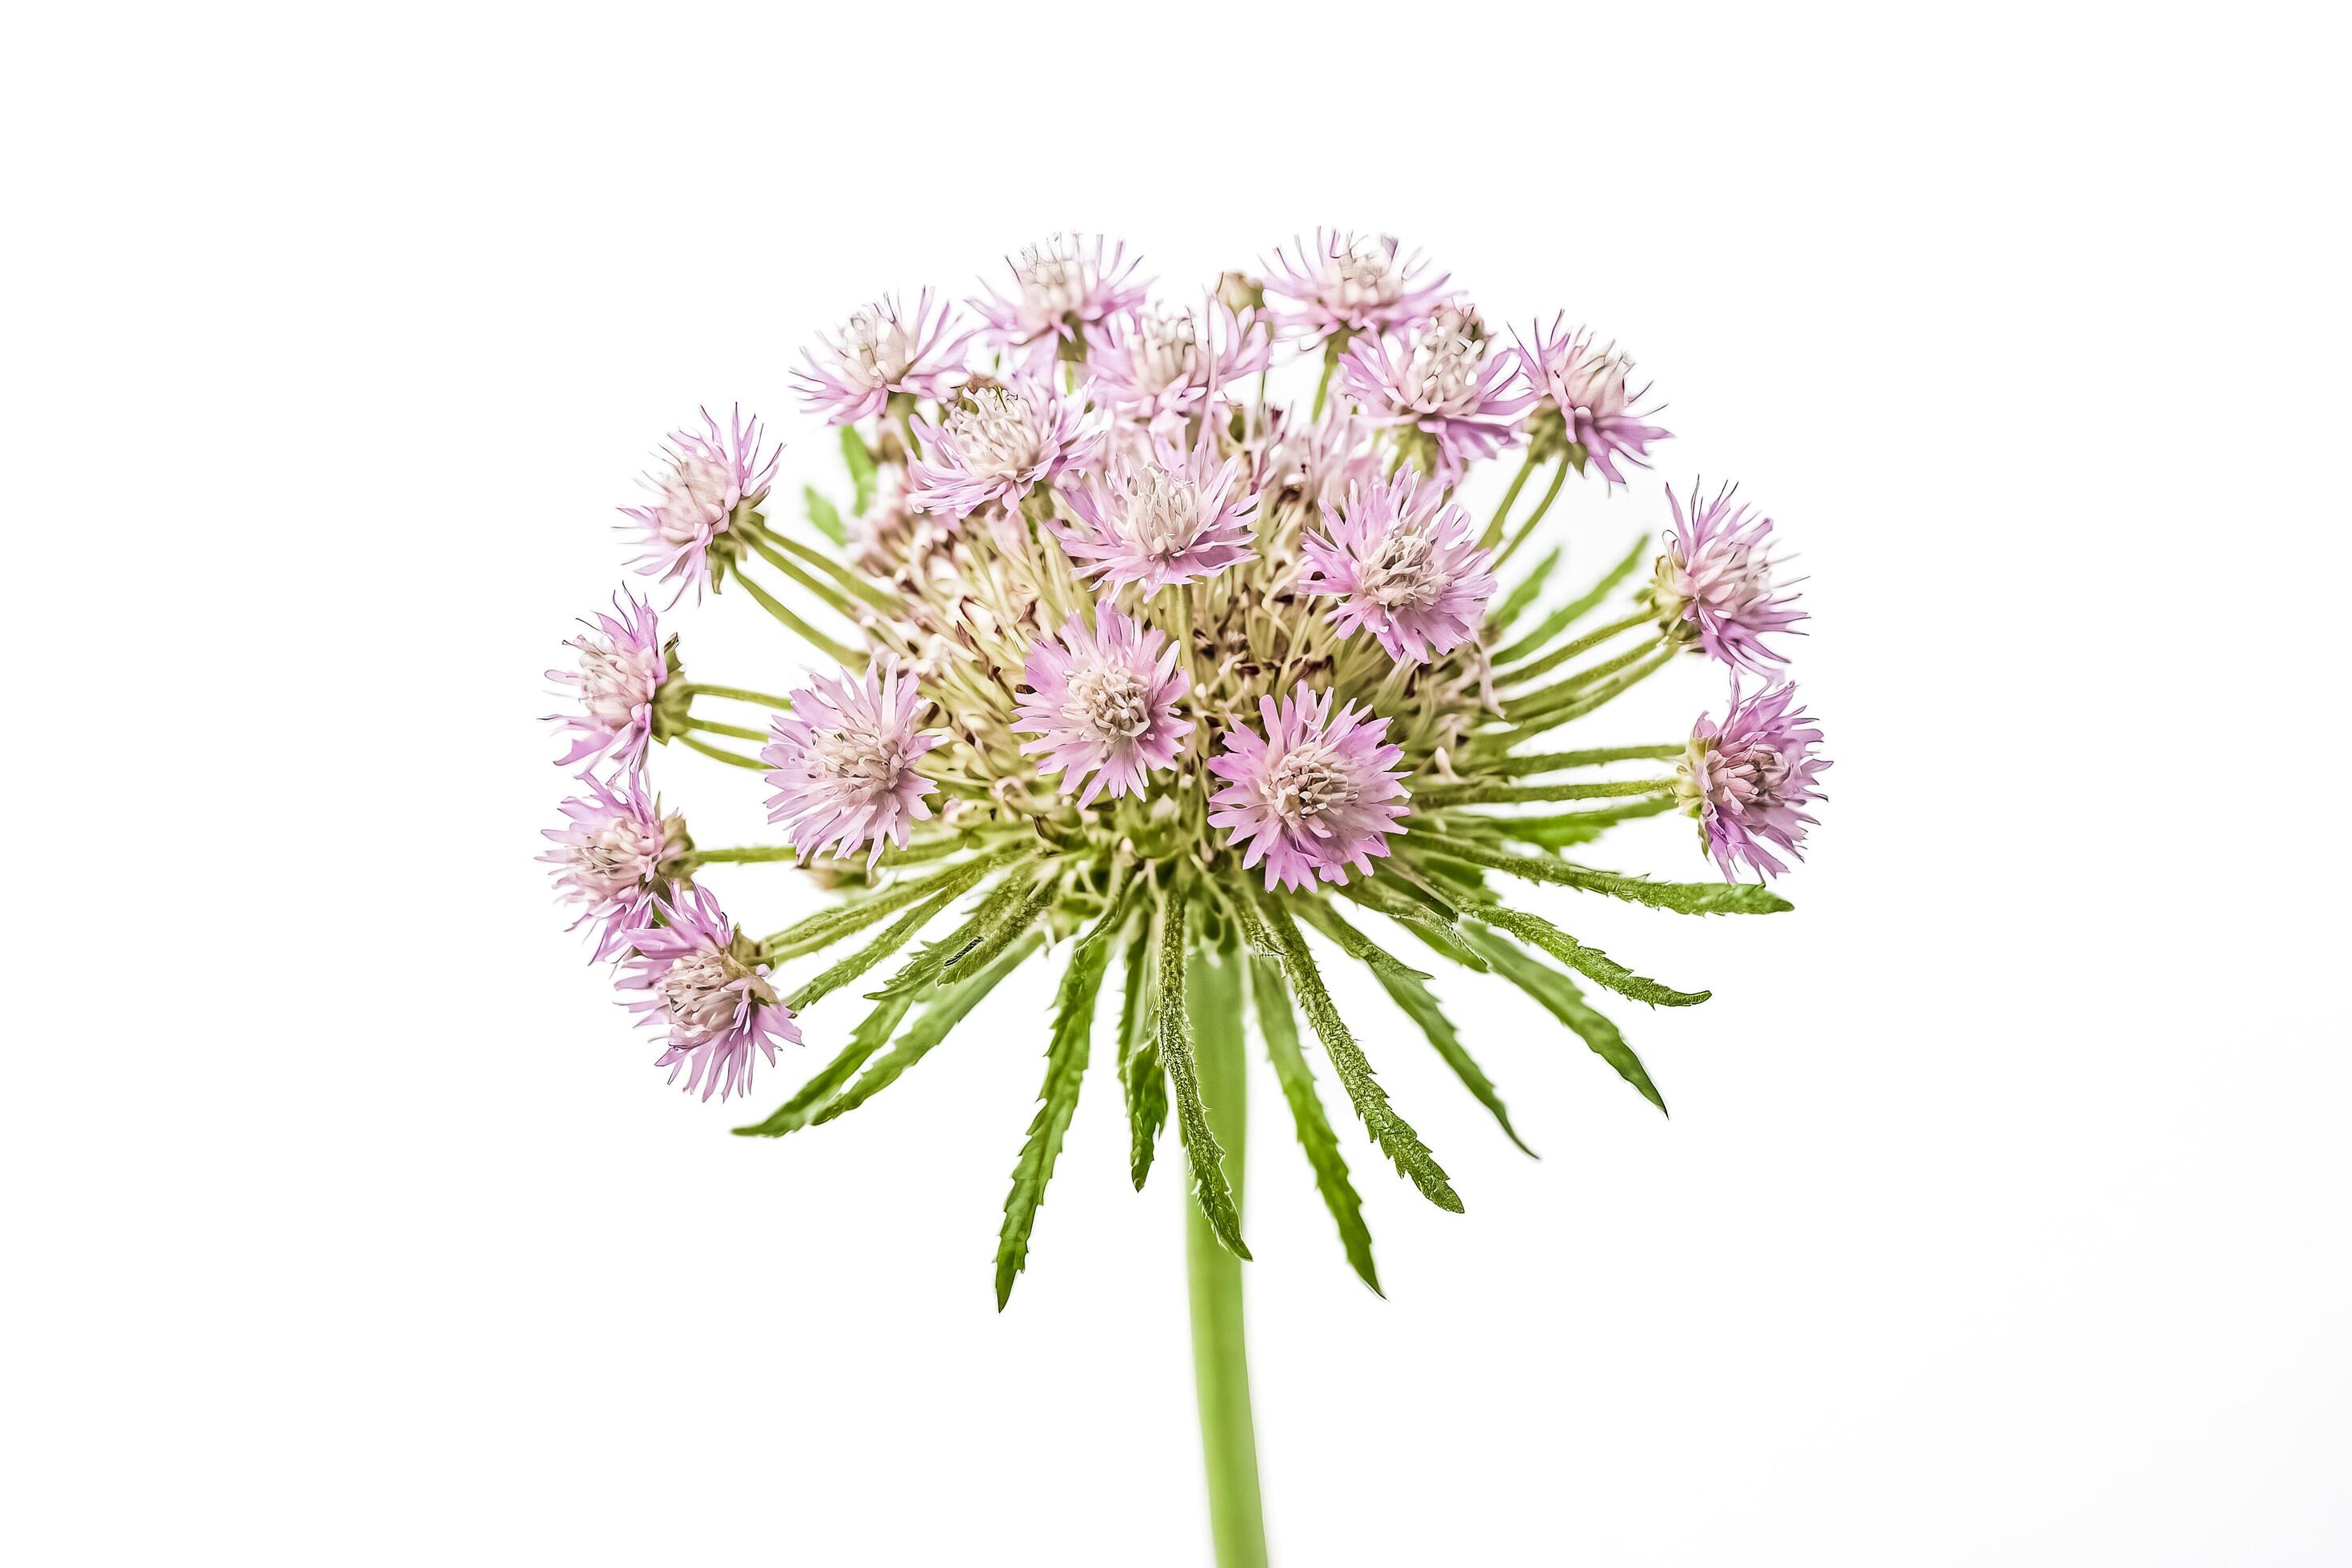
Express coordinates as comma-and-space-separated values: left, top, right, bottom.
782, 862, 998, 1012
1459, 925, 1667, 1114
1487, 795, 1681, 850
1286, 895, 1430, 980
1254, 888, 1463, 1214
1296, 902, 1534, 1158
1158, 881, 1250, 1259
1470, 900, 1710, 1009
1120, 901, 1167, 1190
840, 426, 878, 514
811, 933, 1043, 1127
1413, 778, 1674, 809
803, 484, 848, 546
1332, 882, 1491, 971
865, 854, 1047, 999
763, 844, 1026, 962
1492, 533, 1651, 664
1411, 830, 1794, 915
1486, 546, 1560, 637
731, 991, 917, 1137
1250, 954, 1379, 1293
994, 882, 1134, 1310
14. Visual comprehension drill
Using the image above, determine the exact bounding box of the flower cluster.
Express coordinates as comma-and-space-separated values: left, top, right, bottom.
544, 232, 1829, 1303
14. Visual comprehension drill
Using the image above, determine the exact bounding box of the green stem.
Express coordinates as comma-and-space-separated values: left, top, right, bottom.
1186, 938, 1268, 1568
687, 844, 798, 866
685, 682, 794, 710
1478, 450, 1541, 551
684, 716, 767, 742
732, 570, 863, 667
671, 733, 767, 771
1498, 607, 1656, 686
1493, 457, 1571, 570
1309, 334, 1343, 421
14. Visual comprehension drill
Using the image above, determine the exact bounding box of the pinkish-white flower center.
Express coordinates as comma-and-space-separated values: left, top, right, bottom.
814, 722, 918, 800
657, 944, 774, 1047
574, 638, 664, 727
1066, 663, 1154, 743
1323, 235, 1405, 310
837, 306, 916, 386
1266, 742, 1358, 834
1015, 238, 1086, 321
1658, 537, 1773, 630
1127, 308, 1201, 394
1405, 306, 1487, 407
1553, 341, 1632, 418
1123, 466, 1208, 559
571, 813, 669, 899
1678, 736, 1787, 818
660, 454, 738, 545
1357, 524, 1442, 611
949, 390, 1050, 482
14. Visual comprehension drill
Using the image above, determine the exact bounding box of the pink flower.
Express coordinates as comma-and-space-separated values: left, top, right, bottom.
1012, 598, 1194, 806
1515, 317, 1670, 486
1058, 430, 1258, 594
968, 234, 1149, 370
546, 594, 669, 771
1299, 470, 1498, 664
1656, 481, 1806, 673
542, 771, 689, 962
1338, 302, 1532, 476
762, 662, 940, 866
793, 290, 967, 426
1262, 230, 1449, 344
1253, 406, 1382, 515
1676, 681, 1828, 881
1089, 302, 1270, 427
1209, 682, 1410, 891
619, 406, 780, 601
618, 886, 802, 1102
906, 375, 1100, 523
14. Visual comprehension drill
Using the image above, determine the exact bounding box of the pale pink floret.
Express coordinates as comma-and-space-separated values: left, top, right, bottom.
1677, 681, 1829, 881
906, 374, 1100, 523
542, 771, 688, 962
617, 886, 802, 1102
1208, 682, 1410, 891
1089, 302, 1271, 428
1339, 302, 1533, 477
1658, 481, 1807, 674
1300, 470, 1498, 664
968, 234, 1150, 370
794, 290, 968, 426
1515, 317, 1670, 486
619, 406, 780, 602
1254, 406, 1383, 515
1058, 431, 1258, 594
546, 594, 668, 771
1012, 599, 1194, 806
1262, 230, 1450, 344
762, 662, 940, 867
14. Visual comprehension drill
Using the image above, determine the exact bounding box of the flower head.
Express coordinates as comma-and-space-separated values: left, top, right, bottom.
547, 594, 670, 770
762, 662, 940, 866
1089, 302, 1270, 427
1058, 430, 1259, 594
542, 771, 690, 961
794, 290, 967, 425
1654, 482, 1806, 673
1676, 682, 1828, 880
1516, 317, 1670, 485
1262, 230, 1450, 343
1339, 302, 1532, 476
617, 886, 801, 1102
1013, 598, 1194, 806
1209, 682, 1410, 890
1253, 406, 1382, 516
968, 234, 1150, 370
906, 376, 1099, 523
1300, 470, 1498, 664
619, 406, 780, 601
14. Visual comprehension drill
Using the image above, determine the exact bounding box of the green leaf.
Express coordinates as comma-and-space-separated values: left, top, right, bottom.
782, 858, 1004, 1011
1410, 830, 1794, 915
1251, 954, 1379, 1293
1333, 882, 1491, 971
732, 992, 916, 1137
1486, 744, 1686, 778
936, 863, 1061, 985
840, 426, 878, 514
1487, 795, 1681, 850
1458, 925, 1667, 1114
1120, 900, 1167, 1190
811, 933, 1043, 1127
762, 844, 1026, 962
1486, 546, 1560, 637
1286, 895, 1430, 980
1252, 889, 1463, 1214
802, 484, 848, 546
1491, 533, 1651, 665
1470, 901, 1710, 1010
1412, 778, 1674, 809
994, 882, 1134, 1310
864, 854, 1047, 998
1158, 881, 1250, 1259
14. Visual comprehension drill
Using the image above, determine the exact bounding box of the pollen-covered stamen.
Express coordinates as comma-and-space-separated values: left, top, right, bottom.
655, 939, 778, 1049
1266, 742, 1361, 836
1066, 663, 1154, 742
947, 390, 1050, 482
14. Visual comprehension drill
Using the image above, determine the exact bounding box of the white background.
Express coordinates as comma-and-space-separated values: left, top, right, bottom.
5, 3, 2347, 1563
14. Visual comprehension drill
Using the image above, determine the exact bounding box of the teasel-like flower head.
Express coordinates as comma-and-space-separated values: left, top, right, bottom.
1013, 598, 1194, 806
1301, 470, 1499, 664
1262, 230, 1450, 343
1089, 302, 1272, 430
617, 885, 801, 1102
794, 290, 968, 426
1338, 302, 1531, 477
1677, 680, 1829, 880
1208, 682, 1410, 890
762, 662, 941, 867
546, 593, 670, 771
1516, 316, 1671, 485
906, 374, 1101, 525
1654, 481, 1807, 673
968, 233, 1150, 370
1058, 428, 1258, 594
619, 406, 780, 600
542, 770, 690, 962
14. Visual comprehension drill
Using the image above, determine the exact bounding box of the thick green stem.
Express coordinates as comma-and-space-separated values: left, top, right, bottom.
684, 682, 794, 710
1309, 334, 1342, 421
1186, 942, 1268, 1568
1478, 450, 1541, 551
1493, 457, 1571, 570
